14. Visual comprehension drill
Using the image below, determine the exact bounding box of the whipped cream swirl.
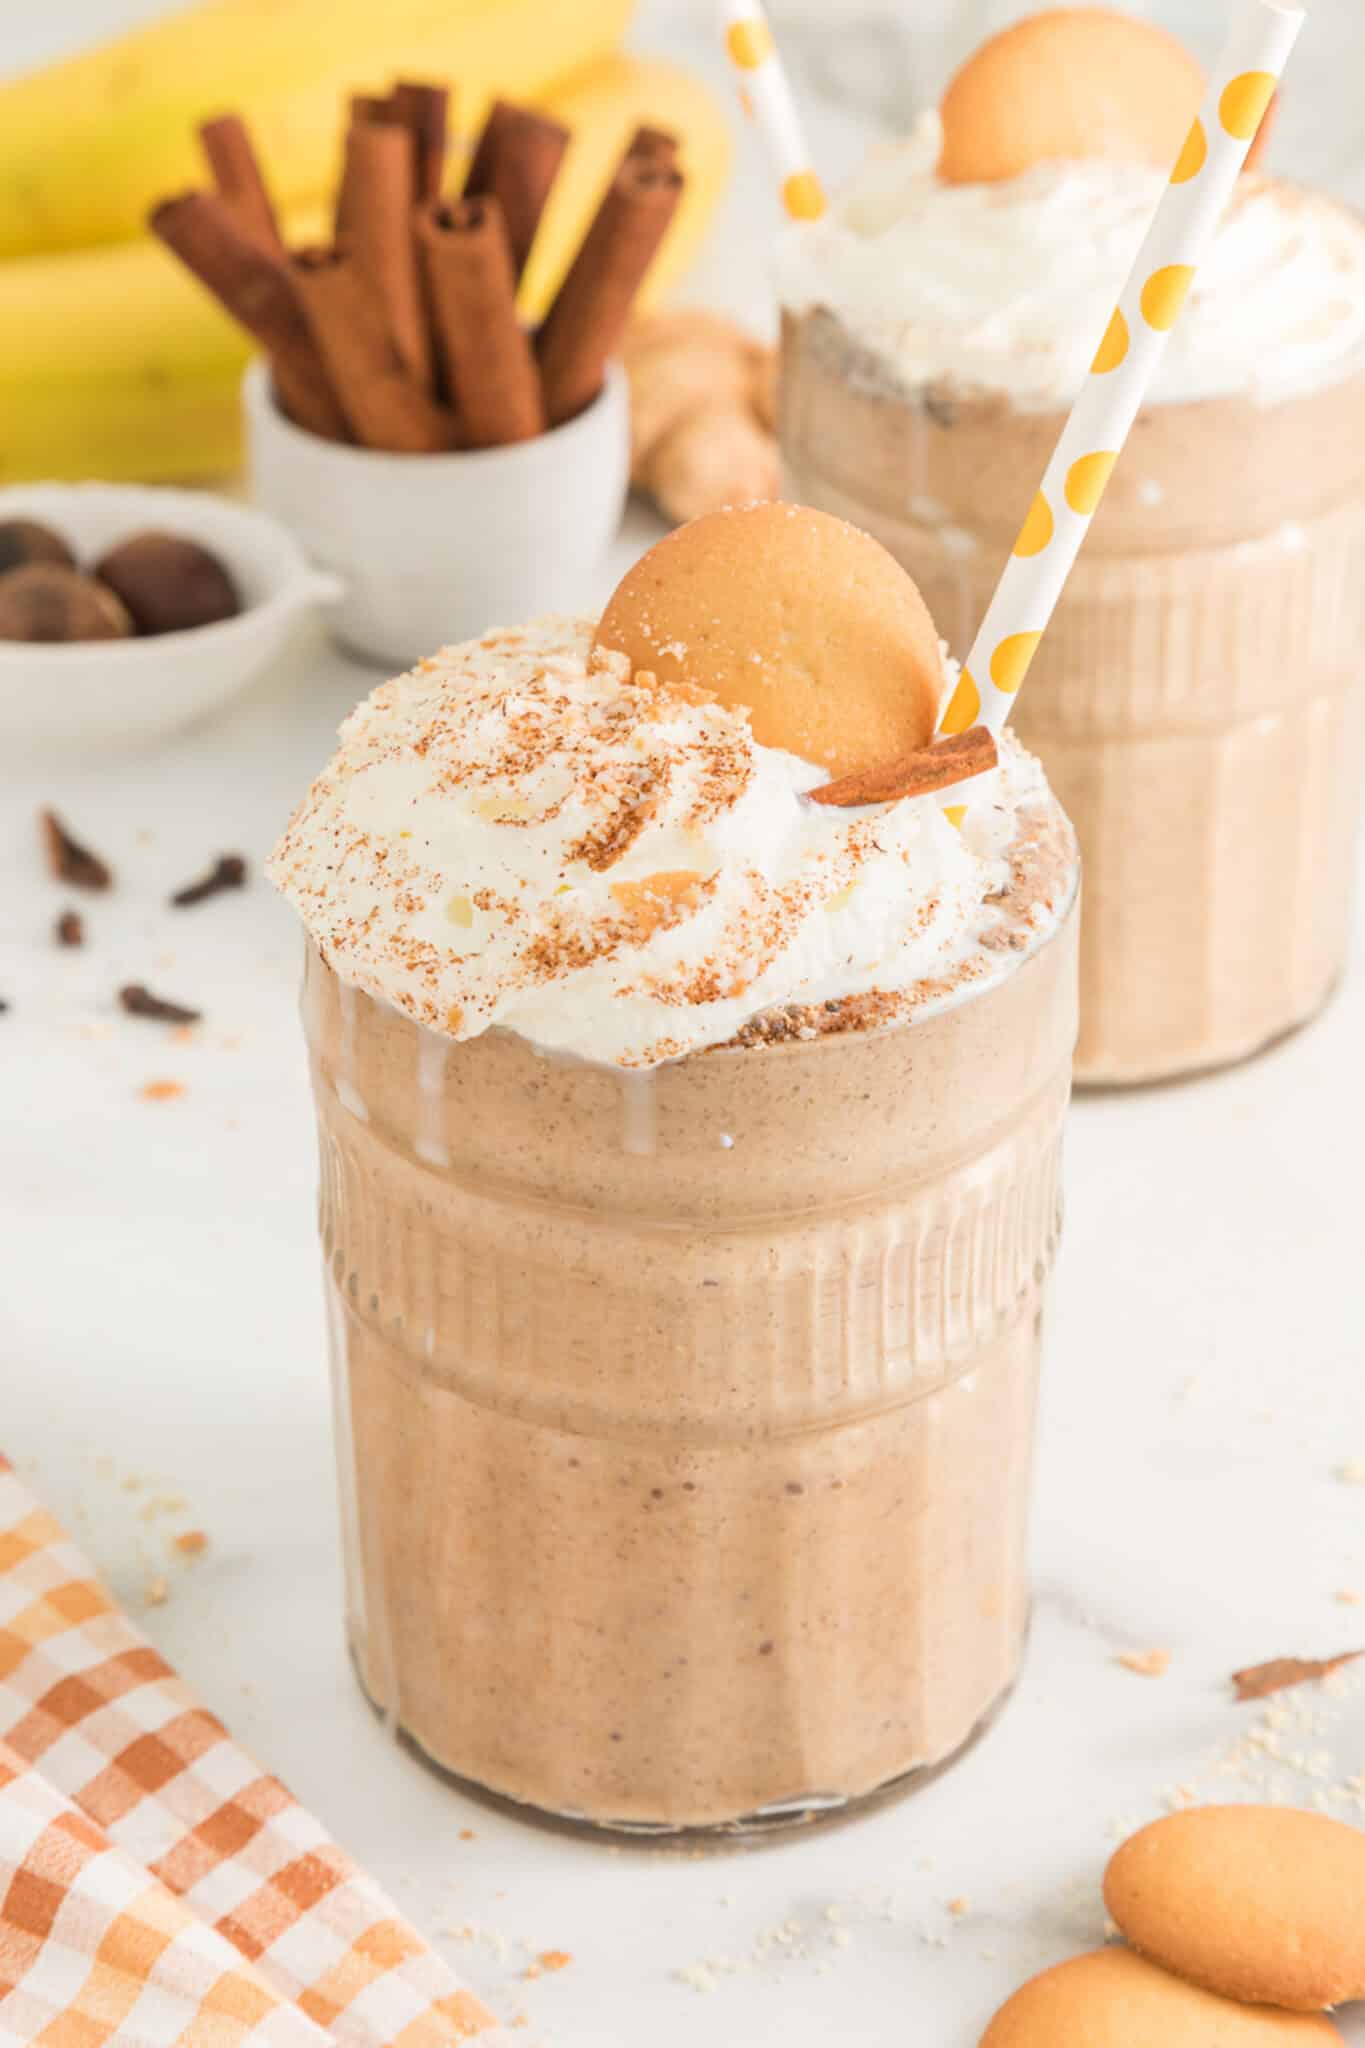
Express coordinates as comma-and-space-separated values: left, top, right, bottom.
777, 113, 1365, 409
269, 617, 1072, 1068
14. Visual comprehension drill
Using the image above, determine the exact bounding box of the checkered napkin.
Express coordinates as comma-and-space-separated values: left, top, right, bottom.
0, 1741, 329, 2047
0, 1457, 493, 2046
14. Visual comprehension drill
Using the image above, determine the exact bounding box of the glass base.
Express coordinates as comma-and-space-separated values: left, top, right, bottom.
348, 1638, 1023, 1849
1073, 973, 1339, 1092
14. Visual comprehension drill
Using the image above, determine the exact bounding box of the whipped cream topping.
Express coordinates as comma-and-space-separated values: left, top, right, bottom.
777, 113, 1365, 409
269, 618, 1073, 1069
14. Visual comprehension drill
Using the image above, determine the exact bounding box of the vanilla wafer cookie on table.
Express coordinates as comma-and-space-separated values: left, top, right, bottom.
1104, 1807, 1365, 2011
979, 1948, 1344, 2046
0, 1740, 328, 2046
0, 1453, 493, 2044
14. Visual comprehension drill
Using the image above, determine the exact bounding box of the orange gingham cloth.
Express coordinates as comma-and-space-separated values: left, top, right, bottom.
0, 1741, 329, 2047
0, 1457, 493, 2047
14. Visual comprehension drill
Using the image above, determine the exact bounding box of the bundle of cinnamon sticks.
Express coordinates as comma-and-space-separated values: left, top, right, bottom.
152, 89, 684, 454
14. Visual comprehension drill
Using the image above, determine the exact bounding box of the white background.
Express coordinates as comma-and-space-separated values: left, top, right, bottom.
3, 5, 1365, 2045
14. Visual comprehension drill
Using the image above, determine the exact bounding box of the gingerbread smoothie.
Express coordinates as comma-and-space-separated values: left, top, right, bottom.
778, 117, 1365, 1083
271, 516, 1078, 1831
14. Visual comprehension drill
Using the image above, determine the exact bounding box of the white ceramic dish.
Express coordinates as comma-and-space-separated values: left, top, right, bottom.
0, 483, 339, 760
244, 357, 631, 667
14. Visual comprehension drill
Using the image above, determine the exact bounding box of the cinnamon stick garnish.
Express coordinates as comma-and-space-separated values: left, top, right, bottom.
808, 728, 999, 807
338, 119, 434, 391
40, 809, 112, 890
290, 246, 460, 453
464, 99, 571, 284
391, 80, 450, 204
417, 197, 546, 446
537, 150, 683, 427
150, 191, 350, 442
1231, 1651, 1363, 1702
198, 113, 284, 257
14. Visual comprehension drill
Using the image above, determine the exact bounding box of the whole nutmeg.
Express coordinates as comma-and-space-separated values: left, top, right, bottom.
94, 530, 241, 635
0, 564, 133, 642
0, 519, 77, 577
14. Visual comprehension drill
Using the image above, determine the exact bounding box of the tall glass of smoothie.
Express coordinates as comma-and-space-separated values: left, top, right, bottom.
270, 505, 1079, 1833
778, 17, 1365, 1084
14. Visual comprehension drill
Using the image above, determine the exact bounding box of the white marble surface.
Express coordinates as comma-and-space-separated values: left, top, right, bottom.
4, 4, 1365, 2044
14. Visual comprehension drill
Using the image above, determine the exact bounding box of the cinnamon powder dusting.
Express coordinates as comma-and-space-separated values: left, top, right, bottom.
267, 616, 1076, 1067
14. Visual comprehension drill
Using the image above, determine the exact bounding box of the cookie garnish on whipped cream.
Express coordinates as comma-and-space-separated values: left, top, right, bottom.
778, 113, 1365, 409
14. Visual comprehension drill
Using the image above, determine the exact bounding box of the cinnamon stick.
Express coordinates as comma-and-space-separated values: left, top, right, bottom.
198, 113, 284, 257
626, 124, 680, 168
537, 152, 682, 427
350, 92, 396, 125
290, 246, 460, 453
339, 119, 434, 391
417, 197, 546, 447
807, 728, 999, 807
149, 191, 350, 442
464, 99, 570, 283
337, 94, 398, 238
391, 80, 450, 204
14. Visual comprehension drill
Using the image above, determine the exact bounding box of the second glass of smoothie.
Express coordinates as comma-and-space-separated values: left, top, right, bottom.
778, 71, 1365, 1085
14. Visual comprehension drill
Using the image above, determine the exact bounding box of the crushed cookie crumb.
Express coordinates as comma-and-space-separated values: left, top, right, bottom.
1117, 1649, 1172, 1679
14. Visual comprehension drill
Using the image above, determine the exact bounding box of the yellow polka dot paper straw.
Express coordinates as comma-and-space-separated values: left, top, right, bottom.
721, 2, 826, 221
940, 0, 1303, 748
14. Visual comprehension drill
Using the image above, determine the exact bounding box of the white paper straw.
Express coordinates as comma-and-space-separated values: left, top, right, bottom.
720, 1, 827, 222
938, 0, 1305, 747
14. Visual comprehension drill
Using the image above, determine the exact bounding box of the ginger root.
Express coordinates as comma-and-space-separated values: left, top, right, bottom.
624, 310, 779, 525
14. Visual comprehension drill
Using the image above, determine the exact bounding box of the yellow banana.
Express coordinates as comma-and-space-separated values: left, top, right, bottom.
0, 54, 733, 484
0, 0, 632, 259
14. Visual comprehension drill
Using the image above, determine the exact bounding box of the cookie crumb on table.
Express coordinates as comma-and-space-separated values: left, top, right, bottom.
1116, 1648, 1171, 1677
138, 1078, 185, 1102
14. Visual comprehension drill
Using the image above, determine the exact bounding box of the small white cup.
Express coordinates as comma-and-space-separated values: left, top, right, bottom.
244, 358, 630, 668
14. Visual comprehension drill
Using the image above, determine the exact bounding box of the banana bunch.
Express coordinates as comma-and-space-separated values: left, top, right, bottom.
0, 2, 733, 482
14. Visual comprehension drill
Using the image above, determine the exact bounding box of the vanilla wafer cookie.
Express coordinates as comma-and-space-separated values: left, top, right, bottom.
592, 503, 946, 778
980, 1948, 1344, 2046
1104, 1806, 1365, 2012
